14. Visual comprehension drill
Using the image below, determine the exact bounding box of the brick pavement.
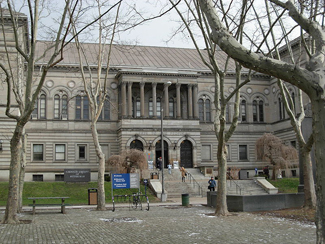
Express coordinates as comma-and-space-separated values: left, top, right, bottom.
0, 200, 316, 244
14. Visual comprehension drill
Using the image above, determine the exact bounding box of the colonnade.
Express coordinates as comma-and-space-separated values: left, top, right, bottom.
120, 81, 199, 119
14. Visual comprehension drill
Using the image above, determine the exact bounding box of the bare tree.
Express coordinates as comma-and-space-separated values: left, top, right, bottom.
169, 0, 253, 215
0, 0, 115, 224
70, 0, 122, 211
198, 0, 325, 241
0, 0, 76, 224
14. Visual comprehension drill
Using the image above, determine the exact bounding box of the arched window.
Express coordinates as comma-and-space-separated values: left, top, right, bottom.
54, 94, 68, 120
169, 98, 174, 118
83, 96, 89, 120
98, 96, 110, 120
198, 96, 211, 122
54, 95, 60, 119
205, 99, 211, 122
75, 95, 89, 120
279, 97, 285, 120
241, 100, 246, 122
259, 100, 264, 122
130, 139, 143, 151
31, 93, 47, 119
198, 99, 204, 121
290, 91, 296, 114
253, 99, 264, 122
226, 104, 230, 122
40, 94, 46, 119
76, 96, 81, 120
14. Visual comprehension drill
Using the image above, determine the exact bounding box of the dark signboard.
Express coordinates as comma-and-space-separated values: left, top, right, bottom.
64, 169, 91, 182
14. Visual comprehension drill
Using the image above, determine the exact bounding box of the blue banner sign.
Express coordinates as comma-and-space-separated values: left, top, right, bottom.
112, 173, 139, 189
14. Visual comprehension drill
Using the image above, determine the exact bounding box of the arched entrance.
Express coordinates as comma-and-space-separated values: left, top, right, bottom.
130, 139, 143, 151
155, 140, 169, 168
180, 140, 193, 168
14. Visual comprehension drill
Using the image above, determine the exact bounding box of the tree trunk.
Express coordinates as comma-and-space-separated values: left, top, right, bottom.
311, 97, 325, 243
3, 124, 23, 224
90, 122, 106, 211
215, 142, 229, 215
18, 131, 27, 213
300, 147, 316, 209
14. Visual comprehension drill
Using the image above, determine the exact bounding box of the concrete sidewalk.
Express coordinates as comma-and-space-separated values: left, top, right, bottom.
0, 196, 316, 244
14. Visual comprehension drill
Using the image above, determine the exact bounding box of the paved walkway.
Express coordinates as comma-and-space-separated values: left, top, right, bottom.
0, 197, 316, 243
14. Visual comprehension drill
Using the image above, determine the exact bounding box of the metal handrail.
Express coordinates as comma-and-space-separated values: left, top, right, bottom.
227, 172, 244, 195
187, 172, 205, 197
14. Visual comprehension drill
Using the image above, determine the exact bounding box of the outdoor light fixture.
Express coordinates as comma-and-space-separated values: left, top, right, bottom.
173, 141, 177, 150
0, 140, 2, 151
148, 141, 152, 150
161, 81, 172, 202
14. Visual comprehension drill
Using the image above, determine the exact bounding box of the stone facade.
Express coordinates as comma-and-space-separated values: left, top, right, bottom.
0, 13, 304, 182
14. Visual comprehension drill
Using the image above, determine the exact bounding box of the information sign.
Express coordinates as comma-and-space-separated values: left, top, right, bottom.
112, 173, 139, 189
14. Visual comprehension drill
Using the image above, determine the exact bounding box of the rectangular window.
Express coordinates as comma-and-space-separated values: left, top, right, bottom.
136, 99, 141, 117
239, 145, 248, 160
157, 99, 161, 118
33, 175, 43, 181
33, 144, 44, 161
55, 144, 66, 161
149, 99, 153, 117
78, 145, 87, 160
55, 175, 64, 182
202, 145, 211, 160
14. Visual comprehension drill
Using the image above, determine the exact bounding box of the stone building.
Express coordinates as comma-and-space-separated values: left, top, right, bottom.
0, 12, 303, 181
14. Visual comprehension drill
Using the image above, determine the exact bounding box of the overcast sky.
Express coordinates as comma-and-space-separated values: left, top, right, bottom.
117, 2, 202, 49
118, 12, 198, 49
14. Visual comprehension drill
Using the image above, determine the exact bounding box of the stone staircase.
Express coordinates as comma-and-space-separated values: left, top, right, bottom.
160, 168, 268, 199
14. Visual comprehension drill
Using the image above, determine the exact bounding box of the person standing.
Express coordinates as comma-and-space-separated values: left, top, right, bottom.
157, 157, 162, 171
168, 163, 172, 174
180, 167, 187, 182
263, 166, 270, 179
208, 177, 216, 191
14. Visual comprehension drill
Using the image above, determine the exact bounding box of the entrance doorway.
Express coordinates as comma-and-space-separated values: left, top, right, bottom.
180, 140, 193, 168
130, 139, 143, 151
155, 140, 169, 168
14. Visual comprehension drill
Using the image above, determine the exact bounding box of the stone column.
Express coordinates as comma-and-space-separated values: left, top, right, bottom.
127, 82, 133, 118
140, 82, 145, 118
188, 84, 193, 119
121, 82, 127, 118
193, 84, 199, 119
152, 82, 157, 118
176, 83, 181, 119
164, 83, 170, 118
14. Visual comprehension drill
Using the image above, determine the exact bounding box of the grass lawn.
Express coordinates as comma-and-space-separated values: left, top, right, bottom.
268, 177, 299, 193
0, 181, 159, 206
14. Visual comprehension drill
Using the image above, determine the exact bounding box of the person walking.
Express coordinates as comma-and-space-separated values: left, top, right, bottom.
180, 167, 187, 182
208, 177, 216, 191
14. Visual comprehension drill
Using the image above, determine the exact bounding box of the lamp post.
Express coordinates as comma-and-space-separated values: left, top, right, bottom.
161, 81, 171, 202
